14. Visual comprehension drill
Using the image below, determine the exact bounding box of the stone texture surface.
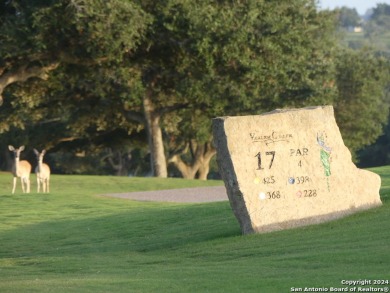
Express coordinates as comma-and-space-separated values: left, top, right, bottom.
213, 106, 382, 234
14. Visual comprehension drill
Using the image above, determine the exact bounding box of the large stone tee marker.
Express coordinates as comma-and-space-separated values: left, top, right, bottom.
213, 106, 382, 234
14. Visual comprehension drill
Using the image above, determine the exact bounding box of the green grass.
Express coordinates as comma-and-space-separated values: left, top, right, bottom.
0, 168, 389, 293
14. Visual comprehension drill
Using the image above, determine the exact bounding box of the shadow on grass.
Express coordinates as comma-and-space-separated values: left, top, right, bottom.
0, 202, 241, 259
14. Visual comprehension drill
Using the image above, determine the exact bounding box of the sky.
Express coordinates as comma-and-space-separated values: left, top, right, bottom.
318, 0, 390, 15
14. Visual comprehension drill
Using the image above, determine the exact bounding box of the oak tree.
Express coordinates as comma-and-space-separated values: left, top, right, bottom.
0, 0, 149, 104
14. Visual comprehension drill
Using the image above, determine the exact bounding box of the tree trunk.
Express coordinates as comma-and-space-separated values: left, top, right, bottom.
168, 153, 198, 179
196, 143, 216, 180
197, 164, 210, 180
103, 148, 131, 176
196, 142, 216, 180
168, 140, 216, 179
143, 92, 168, 178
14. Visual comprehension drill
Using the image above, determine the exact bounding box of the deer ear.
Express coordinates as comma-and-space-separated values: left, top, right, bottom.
20, 146, 25, 151
8, 145, 15, 151
42, 150, 46, 155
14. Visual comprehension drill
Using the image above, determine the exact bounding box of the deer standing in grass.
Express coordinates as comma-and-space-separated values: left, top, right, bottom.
33, 149, 51, 193
8, 145, 32, 194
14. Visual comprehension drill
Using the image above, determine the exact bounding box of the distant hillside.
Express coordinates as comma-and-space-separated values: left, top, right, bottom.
337, 4, 390, 55
341, 31, 390, 55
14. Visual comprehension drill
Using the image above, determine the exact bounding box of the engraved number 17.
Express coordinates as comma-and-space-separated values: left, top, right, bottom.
255, 151, 276, 170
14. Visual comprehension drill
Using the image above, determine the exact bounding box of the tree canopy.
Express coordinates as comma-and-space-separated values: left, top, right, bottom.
0, 0, 150, 103
334, 48, 390, 156
365, 3, 390, 39
336, 7, 360, 28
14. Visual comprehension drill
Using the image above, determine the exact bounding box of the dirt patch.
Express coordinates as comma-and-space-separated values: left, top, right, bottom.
103, 186, 228, 203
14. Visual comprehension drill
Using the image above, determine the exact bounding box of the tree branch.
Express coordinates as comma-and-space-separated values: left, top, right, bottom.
158, 102, 190, 116
123, 109, 145, 123
0, 61, 59, 105
57, 51, 109, 66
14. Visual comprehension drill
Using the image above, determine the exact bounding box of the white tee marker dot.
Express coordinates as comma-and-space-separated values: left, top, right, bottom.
259, 192, 266, 200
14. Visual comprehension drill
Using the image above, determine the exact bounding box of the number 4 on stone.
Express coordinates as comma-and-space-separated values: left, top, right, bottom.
255, 151, 276, 170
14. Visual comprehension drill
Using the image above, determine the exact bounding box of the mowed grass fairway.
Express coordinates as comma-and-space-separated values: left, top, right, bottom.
0, 167, 389, 293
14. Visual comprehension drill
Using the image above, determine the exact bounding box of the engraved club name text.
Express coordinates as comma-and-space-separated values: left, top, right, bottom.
250, 131, 293, 145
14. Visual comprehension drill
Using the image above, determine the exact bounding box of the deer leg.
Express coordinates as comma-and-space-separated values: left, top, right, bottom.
37, 177, 40, 193
21, 178, 25, 193
26, 178, 30, 193
12, 177, 17, 194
